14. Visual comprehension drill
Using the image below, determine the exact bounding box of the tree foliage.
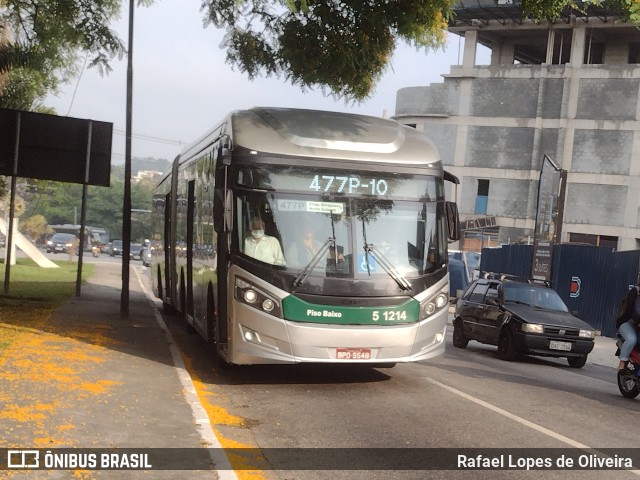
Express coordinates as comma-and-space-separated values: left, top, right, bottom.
0, 0, 638, 110
22, 166, 154, 243
203, 0, 453, 101
0, 0, 153, 110
519, 0, 636, 21
202, 0, 640, 101
19, 213, 52, 243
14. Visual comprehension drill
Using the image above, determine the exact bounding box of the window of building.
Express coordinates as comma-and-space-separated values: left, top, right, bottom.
551, 32, 572, 64
629, 43, 640, 64
599, 235, 618, 249
568, 232, 618, 249
475, 179, 489, 215
584, 42, 604, 64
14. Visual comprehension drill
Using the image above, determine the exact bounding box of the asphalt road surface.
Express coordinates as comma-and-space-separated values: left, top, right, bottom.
154, 277, 640, 480
17, 251, 638, 480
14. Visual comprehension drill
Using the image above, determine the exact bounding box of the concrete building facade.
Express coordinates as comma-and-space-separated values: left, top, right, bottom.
395, 1, 640, 251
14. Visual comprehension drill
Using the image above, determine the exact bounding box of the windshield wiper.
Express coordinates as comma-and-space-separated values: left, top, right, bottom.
292, 236, 335, 287
292, 214, 339, 288
361, 215, 412, 292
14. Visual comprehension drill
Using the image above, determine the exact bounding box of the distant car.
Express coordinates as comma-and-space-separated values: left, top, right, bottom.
130, 243, 143, 260
109, 240, 123, 257
46, 233, 77, 254
453, 276, 596, 368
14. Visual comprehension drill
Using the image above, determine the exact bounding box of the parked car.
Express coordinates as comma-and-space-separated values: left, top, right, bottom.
46, 233, 77, 254
130, 243, 143, 260
109, 240, 123, 257
453, 276, 596, 368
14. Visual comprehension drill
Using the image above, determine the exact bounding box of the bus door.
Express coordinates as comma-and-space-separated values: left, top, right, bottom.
164, 192, 172, 301
213, 147, 231, 352
186, 180, 195, 318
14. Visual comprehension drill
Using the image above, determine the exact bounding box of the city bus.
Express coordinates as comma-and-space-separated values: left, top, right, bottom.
150, 107, 460, 365
48, 224, 109, 251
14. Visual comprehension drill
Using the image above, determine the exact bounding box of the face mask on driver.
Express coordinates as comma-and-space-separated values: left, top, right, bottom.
252, 230, 265, 239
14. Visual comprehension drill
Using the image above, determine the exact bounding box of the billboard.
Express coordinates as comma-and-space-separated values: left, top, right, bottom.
0, 109, 112, 186
531, 155, 566, 281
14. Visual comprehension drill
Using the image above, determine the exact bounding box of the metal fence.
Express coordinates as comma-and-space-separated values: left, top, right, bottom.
479, 244, 640, 337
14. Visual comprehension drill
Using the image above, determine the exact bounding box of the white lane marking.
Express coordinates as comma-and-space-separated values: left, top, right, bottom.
133, 267, 239, 480
424, 376, 640, 476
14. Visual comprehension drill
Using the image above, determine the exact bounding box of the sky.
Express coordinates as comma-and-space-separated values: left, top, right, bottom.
44, 0, 484, 165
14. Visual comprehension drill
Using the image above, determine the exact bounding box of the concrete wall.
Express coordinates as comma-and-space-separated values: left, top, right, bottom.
421, 125, 457, 166
572, 130, 634, 175
470, 79, 539, 118
564, 184, 627, 227
395, 82, 461, 117
576, 78, 639, 120
465, 127, 535, 170
461, 176, 532, 219
541, 78, 565, 118
487, 178, 532, 218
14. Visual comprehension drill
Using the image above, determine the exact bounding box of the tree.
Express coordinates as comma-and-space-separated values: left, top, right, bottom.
0, 0, 152, 110
202, 0, 640, 101
21, 165, 155, 243
1, 0, 639, 109
19, 214, 52, 243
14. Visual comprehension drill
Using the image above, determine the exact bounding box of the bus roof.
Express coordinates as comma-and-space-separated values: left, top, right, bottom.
178, 107, 442, 168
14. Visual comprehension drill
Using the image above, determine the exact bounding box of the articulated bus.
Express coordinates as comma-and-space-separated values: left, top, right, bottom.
151, 107, 460, 365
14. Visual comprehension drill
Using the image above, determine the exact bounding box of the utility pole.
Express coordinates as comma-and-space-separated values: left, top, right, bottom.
120, 0, 134, 317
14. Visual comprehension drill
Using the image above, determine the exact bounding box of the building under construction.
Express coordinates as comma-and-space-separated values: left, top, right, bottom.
395, 0, 640, 252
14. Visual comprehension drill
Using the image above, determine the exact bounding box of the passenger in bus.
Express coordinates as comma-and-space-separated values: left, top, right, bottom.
288, 224, 323, 267
289, 224, 345, 270
244, 217, 286, 266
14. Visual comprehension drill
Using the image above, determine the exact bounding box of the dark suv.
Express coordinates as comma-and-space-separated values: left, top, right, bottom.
46, 233, 76, 254
109, 240, 123, 257
453, 276, 596, 368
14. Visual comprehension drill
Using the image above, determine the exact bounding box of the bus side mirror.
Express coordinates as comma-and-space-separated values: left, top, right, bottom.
220, 147, 231, 166
445, 201, 460, 241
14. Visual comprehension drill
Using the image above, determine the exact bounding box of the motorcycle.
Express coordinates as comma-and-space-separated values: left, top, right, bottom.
91, 244, 101, 258
615, 335, 640, 399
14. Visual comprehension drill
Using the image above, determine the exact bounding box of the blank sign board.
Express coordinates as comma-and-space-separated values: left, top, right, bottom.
0, 109, 112, 186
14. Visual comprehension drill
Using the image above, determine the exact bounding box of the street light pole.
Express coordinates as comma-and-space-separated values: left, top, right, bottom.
120, 0, 134, 317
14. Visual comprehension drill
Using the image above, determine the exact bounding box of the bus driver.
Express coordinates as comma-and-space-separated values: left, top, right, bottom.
244, 217, 286, 266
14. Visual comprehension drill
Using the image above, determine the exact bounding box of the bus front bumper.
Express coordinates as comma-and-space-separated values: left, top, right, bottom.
228, 303, 448, 365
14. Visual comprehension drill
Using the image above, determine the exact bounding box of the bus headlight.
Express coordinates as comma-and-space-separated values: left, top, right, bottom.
244, 289, 258, 304
235, 277, 282, 317
420, 292, 449, 319
262, 298, 275, 312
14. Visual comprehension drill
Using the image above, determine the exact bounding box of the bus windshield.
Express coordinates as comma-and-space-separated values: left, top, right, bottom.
234, 165, 447, 280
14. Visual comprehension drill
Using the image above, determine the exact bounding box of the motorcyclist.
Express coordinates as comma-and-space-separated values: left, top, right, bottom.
616, 281, 640, 374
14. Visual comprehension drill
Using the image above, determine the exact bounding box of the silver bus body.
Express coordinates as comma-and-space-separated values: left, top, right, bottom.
151, 107, 457, 365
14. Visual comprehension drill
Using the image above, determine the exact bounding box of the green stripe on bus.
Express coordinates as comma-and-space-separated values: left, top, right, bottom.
282, 296, 420, 325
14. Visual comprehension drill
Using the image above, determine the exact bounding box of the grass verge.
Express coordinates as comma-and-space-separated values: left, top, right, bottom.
0, 258, 95, 354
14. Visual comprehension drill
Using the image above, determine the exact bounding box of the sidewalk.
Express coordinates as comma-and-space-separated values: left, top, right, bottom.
0, 261, 223, 479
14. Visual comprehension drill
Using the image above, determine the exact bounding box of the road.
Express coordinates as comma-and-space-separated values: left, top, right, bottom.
25, 250, 640, 479
150, 274, 640, 480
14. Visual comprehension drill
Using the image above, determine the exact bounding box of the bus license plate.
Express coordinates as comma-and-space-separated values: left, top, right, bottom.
549, 340, 572, 351
336, 348, 371, 360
